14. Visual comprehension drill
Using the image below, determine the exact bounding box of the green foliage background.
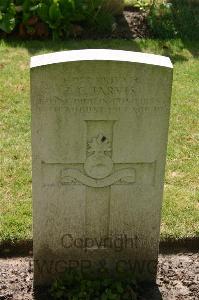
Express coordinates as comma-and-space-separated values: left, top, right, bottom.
1, 1, 199, 39
0, 0, 117, 38
148, 0, 199, 40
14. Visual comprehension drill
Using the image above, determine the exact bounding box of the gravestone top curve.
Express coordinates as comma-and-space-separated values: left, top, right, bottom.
30, 49, 173, 69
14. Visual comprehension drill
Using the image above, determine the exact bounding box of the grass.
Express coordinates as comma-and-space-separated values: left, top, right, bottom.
0, 38, 198, 243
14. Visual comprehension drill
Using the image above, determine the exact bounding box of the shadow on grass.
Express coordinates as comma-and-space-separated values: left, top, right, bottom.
182, 39, 199, 58
1, 36, 198, 66
150, 38, 199, 63
0, 37, 142, 55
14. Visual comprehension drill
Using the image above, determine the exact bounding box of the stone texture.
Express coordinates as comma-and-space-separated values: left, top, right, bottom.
30, 49, 173, 286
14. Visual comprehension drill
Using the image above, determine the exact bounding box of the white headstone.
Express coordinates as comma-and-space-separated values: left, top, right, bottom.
31, 49, 173, 286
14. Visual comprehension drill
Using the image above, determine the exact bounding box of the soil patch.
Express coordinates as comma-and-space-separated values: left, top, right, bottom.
0, 253, 198, 299
112, 9, 150, 39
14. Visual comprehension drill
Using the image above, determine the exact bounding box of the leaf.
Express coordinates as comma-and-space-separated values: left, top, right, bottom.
0, 13, 15, 33
22, 0, 30, 12
116, 282, 124, 294
7, 2, 16, 15
0, 0, 10, 11
49, 3, 62, 22
30, 4, 40, 12
37, 3, 49, 21
23, 12, 31, 23
59, 0, 75, 18
68, 0, 75, 10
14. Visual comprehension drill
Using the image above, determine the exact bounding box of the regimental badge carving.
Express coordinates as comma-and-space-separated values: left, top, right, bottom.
84, 133, 113, 179
42, 121, 156, 190
62, 167, 136, 188
61, 126, 136, 187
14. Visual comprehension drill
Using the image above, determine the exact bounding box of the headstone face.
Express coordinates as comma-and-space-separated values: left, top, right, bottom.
31, 49, 173, 286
